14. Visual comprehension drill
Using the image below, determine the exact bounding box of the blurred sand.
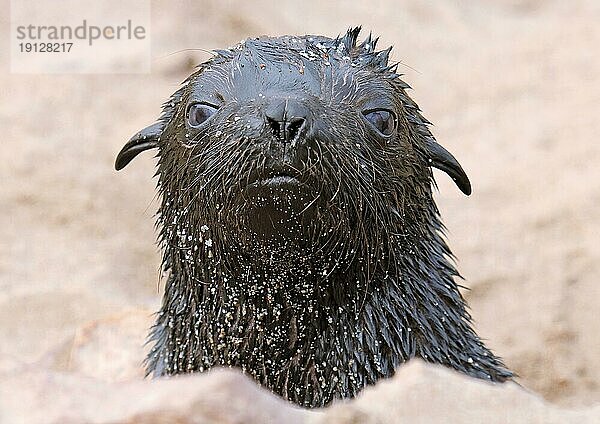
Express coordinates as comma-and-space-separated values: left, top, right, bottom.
1, 0, 599, 418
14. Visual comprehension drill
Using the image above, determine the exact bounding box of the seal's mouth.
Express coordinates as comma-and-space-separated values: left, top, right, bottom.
246, 164, 304, 189
253, 174, 300, 187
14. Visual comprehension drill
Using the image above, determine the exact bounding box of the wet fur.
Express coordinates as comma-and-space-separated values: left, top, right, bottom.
117, 28, 512, 408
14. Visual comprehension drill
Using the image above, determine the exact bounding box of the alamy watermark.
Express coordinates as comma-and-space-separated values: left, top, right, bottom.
11, 0, 151, 74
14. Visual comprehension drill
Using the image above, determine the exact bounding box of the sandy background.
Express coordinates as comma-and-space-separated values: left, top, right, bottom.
1, 0, 599, 419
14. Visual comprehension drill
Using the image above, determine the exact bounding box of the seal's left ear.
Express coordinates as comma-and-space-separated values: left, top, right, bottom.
425, 140, 472, 195
115, 122, 163, 171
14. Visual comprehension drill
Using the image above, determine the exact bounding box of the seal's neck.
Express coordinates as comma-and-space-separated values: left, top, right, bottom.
149, 215, 505, 407
148, 192, 512, 407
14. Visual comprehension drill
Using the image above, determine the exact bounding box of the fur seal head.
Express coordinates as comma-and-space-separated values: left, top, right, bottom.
116, 27, 511, 408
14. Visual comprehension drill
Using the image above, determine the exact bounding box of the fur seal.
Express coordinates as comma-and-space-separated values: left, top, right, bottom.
116, 27, 513, 408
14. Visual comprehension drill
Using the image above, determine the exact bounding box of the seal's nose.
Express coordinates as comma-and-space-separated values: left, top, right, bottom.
265, 99, 308, 143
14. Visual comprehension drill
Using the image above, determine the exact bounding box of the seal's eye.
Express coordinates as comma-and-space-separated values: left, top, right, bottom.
187, 103, 218, 127
363, 109, 396, 136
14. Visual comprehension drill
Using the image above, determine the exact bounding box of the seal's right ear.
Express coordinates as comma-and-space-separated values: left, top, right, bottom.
115, 122, 163, 170
116, 86, 185, 171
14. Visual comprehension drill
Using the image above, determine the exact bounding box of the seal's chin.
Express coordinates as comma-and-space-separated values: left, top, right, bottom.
239, 173, 318, 242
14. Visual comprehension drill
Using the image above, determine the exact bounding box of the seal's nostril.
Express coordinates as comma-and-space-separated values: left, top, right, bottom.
267, 117, 281, 139
265, 99, 309, 143
285, 118, 306, 141
286, 117, 305, 141
266, 117, 305, 142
